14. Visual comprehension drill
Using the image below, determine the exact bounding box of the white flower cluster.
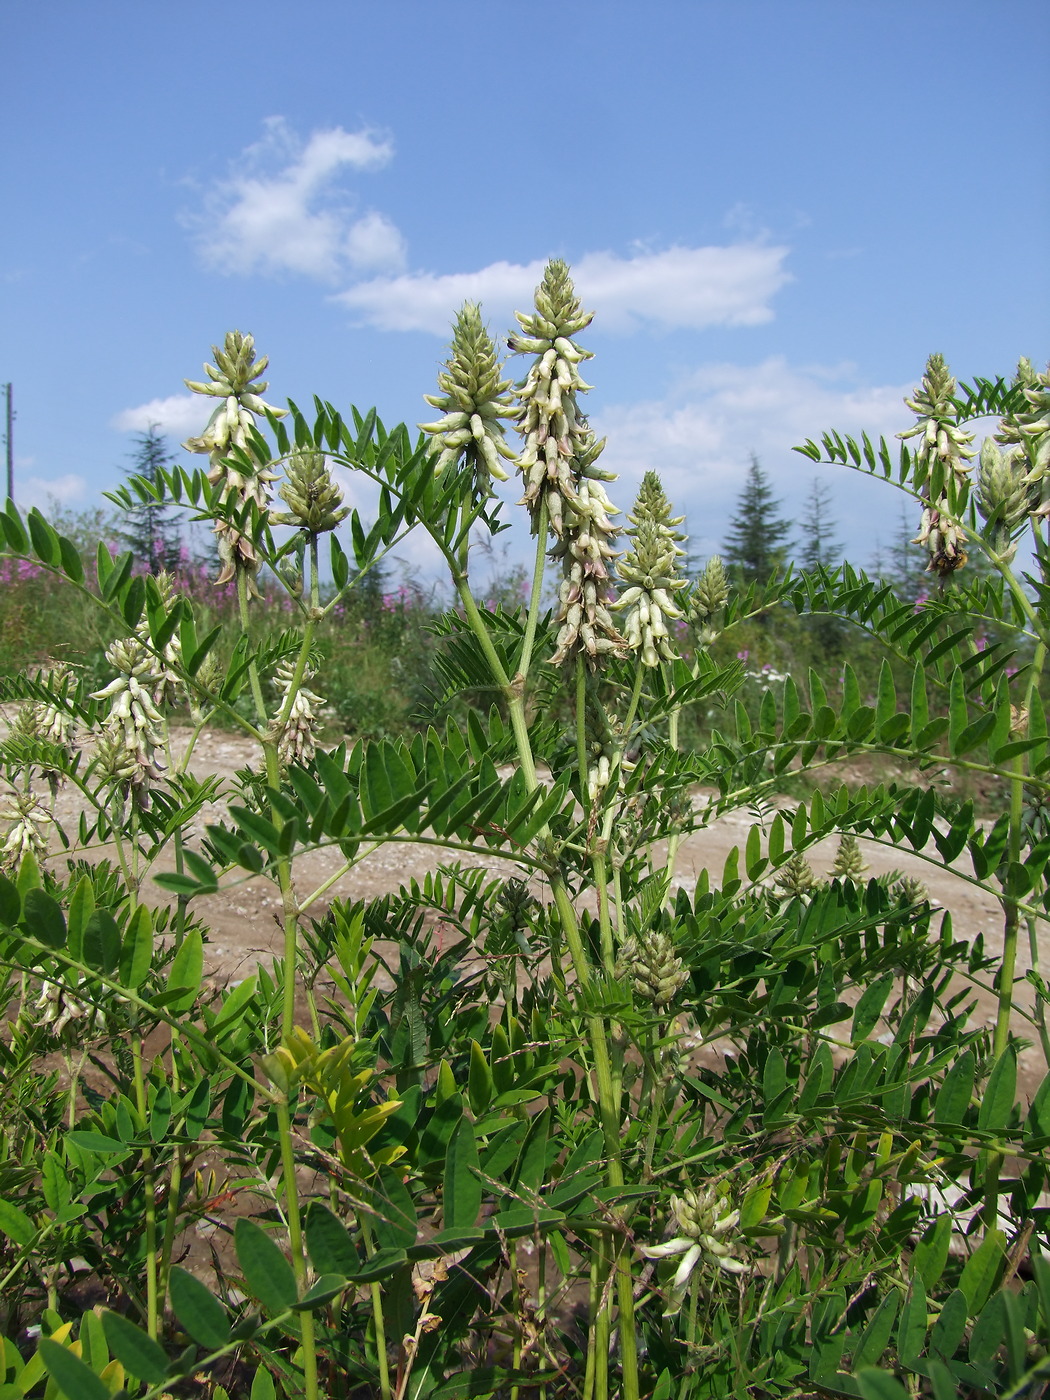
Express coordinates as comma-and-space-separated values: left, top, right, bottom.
998, 357, 1050, 516
899, 352, 976, 483
33, 975, 106, 1039
612, 472, 688, 667
899, 354, 976, 578
419, 303, 517, 488
91, 637, 168, 797
268, 659, 325, 766
642, 1185, 747, 1314
510, 262, 626, 668
184, 331, 287, 595
0, 790, 52, 869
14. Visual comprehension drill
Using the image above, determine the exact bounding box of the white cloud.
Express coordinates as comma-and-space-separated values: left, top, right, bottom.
335, 242, 791, 335
19, 473, 88, 511
111, 394, 208, 437
344, 210, 407, 273
192, 117, 398, 281
593, 356, 916, 561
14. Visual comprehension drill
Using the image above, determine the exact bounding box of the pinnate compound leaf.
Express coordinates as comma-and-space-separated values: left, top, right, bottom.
851, 1289, 900, 1369
912, 1214, 952, 1291
251, 1367, 277, 1400
0, 1196, 35, 1245
958, 1230, 1006, 1314
235, 1218, 298, 1312
978, 1047, 1017, 1132
934, 1049, 975, 1126
22, 887, 66, 948
118, 904, 153, 988
100, 1310, 171, 1383
83, 909, 119, 973
0, 874, 19, 927
305, 1203, 359, 1276
37, 1339, 110, 1400
169, 1266, 232, 1350
165, 928, 203, 1013
444, 1116, 482, 1231
856, 1371, 910, 1400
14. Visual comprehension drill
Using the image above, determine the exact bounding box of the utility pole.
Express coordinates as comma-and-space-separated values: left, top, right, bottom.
3, 383, 12, 502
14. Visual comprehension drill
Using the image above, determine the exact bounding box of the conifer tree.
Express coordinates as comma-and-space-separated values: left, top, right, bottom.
119, 424, 183, 573
722, 454, 792, 585
798, 477, 841, 573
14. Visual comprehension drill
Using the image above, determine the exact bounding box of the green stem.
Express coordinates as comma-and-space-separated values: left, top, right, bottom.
517, 498, 549, 684
995, 755, 1025, 1058
131, 1026, 158, 1339
549, 880, 639, 1400
276, 1094, 318, 1400
360, 1216, 391, 1400
236, 567, 268, 728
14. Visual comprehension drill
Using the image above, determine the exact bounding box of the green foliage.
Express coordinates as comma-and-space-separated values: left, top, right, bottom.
0, 285, 1046, 1400
721, 453, 793, 586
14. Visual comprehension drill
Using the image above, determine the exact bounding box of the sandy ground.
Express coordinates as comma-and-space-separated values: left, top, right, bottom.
35, 725, 1050, 1095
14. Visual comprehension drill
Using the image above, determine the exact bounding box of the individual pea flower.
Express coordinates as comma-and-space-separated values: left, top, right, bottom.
183, 331, 286, 596
830, 832, 869, 882
91, 637, 168, 797
270, 449, 350, 534
133, 573, 186, 708
898, 352, 976, 490
642, 1184, 748, 1314
419, 303, 518, 487
615, 928, 689, 1009
0, 790, 53, 870
996, 358, 1050, 513
268, 657, 325, 766
612, 472, 689, 667
33, 975, 107, 1040
911, 498, 968, 576
774, 850, 817, 898
974, 438, 1028, 562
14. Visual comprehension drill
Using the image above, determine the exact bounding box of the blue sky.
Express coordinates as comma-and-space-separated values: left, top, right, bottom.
2, 1, 1047, 579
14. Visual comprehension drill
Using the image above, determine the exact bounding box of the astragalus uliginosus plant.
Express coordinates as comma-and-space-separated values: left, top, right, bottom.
0, 275, 1048, 1400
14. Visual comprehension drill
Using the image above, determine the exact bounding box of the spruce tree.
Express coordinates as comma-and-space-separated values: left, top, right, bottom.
722, 454, 792, 585
119, 424, 183, 573
798, 477, 841, 573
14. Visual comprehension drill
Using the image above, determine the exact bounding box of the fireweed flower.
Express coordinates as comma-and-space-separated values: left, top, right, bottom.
419, 303, 518, 489
612, 471, 688, 667
184, 331, 287, 598
270, 448, 350, 535
510, 262, 626, 667
642, 1185, 747, 1314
